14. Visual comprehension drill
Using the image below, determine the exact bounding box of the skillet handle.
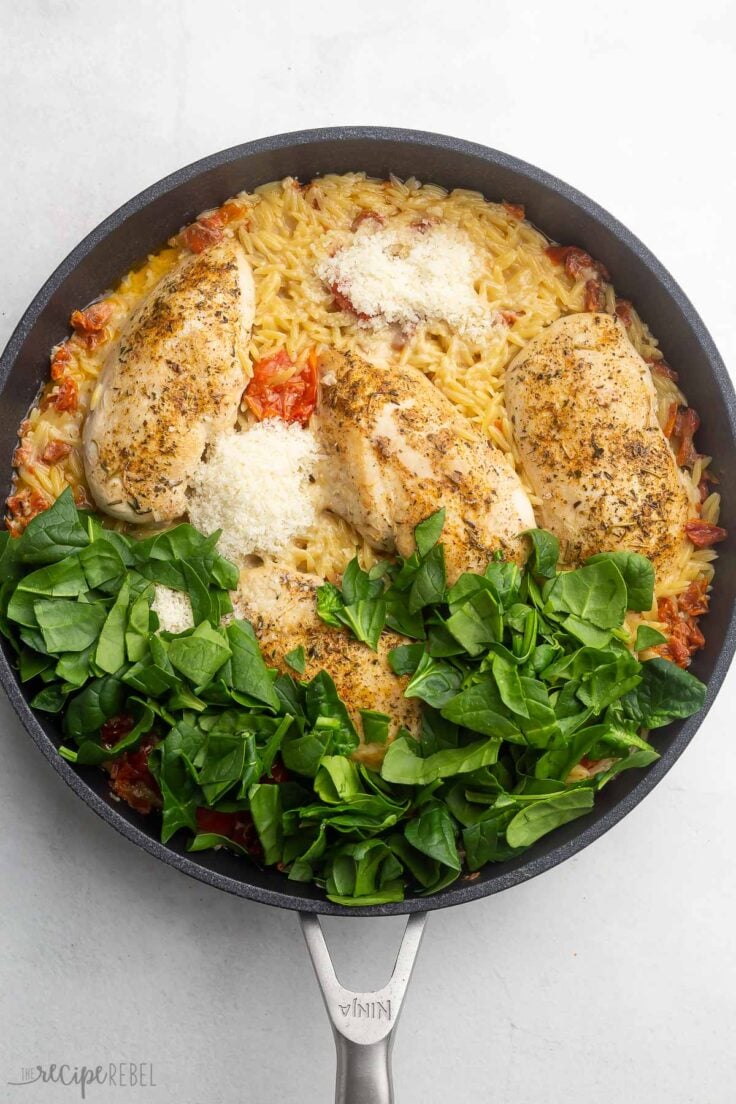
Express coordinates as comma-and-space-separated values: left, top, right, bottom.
300, 911, 427, 1104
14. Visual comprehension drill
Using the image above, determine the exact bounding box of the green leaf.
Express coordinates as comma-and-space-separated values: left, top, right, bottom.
248, 783, 283, 864
634, 624, 667, 651
125, 585, 153, 662
506, 789, 595, 847
95, 580, 130, 674
405, 804, 460, 871
624, 657, 706, 729
586, 552, 655, 612
414, 509, 446, 557
387, 642, 425, 677
226, 620, 279, 709
404, 652, 463, 708
63, 677, 126, 740
523, 529, 560, 578
315, 581, 346, 628
34, 598, 106, 654
408, 544, 446, 613
545, 561, 627, 630
168, 621, 231, 685
381, 735, 501, 785
284, 645, 306, 675
13, 488, 88, 564
360, 710, 390, 744
339, 598, 387, 651
440, 675, 522, 741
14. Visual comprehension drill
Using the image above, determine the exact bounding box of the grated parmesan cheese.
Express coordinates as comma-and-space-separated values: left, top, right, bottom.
187, 420, 320, 564
152, 585, 194, 635
316, 223, 492, 339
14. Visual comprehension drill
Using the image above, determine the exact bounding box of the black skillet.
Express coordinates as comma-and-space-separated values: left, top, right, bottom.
1, 127, 734, 1102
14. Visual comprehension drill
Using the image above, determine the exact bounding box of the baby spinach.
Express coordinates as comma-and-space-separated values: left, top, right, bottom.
3, 494, 709, 907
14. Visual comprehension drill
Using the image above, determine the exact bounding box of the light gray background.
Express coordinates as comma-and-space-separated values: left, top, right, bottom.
1, 2, 735, 1101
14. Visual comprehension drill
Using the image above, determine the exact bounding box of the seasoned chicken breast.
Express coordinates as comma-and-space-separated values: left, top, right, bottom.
83, 239, 255, 523
505, 312, 691, 580
235, 564, 420, 764
313, 350, 535, 582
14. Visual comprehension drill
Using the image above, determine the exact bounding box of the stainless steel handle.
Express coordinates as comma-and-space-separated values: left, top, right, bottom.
300, 911, 428, 1104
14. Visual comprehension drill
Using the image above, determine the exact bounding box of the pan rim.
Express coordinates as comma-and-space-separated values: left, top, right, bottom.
1, 124, 735, 917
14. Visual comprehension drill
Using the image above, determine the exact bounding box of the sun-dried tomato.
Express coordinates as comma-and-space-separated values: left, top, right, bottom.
673, 406, 700, 466
7, 485, 49, 519
615, 298, 633, 326
181, 220, 224, 253
678, 578, 710, 617
685, 520, 727, 548
584, 279, 606, 312
244, 348, 319, 426
106, 736, 160, 815
41, 440, 72, 464
503, 202, 525, 221
100, 713, 136, 749
71, 301, 112, 334
50, 342, 74, 380
647, 357, 679, 382
195, 807, 263, 859
499, 310, 519, 326
545, 244, 610, 282
53, 377, 78, 413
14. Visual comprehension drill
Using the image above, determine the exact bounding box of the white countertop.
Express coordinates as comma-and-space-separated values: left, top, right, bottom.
1, 2, 735, 1101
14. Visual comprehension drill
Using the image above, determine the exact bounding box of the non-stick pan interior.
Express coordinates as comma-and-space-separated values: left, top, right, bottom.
1, 127, 734, 915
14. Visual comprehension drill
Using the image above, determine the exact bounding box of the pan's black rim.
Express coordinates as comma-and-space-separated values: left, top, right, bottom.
1, 126, 735, 917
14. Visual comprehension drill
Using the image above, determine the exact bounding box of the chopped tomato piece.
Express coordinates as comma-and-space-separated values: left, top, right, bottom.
545, 244, 610, 282
107, 736, 160, 814
6, 487, 49, 522
678, 578, 710, 617
100, 713, 136, 749
181, 220, 224, 253
12, 443, 33, 469
647, 357, 679, 382
615, 298, 633, 326
50, 342, 74, 380
53, 377, 79, 413
195, 807, 262, 858
674, 407, 700, 466
685, 520, 727, 548
41, 440, 72, 465
503, 201, 525, 220
244, 348, 319, 426
71, 301, 113, 335
656, 636, 692, 668
584, 279, 606, 312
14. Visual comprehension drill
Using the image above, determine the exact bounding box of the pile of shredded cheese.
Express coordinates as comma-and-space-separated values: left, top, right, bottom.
316, 222, 492, 338
152, 586, 194, 635
187, 421, 321, 564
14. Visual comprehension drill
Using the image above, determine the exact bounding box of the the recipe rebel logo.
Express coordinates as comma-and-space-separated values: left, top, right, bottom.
7, 1062, 156, 1098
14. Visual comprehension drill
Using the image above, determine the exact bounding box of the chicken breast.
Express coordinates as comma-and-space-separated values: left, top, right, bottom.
235, 564, 420, 764
313, 350, 535, 582
83, 239, 255, 523
505, 312, 691, 580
